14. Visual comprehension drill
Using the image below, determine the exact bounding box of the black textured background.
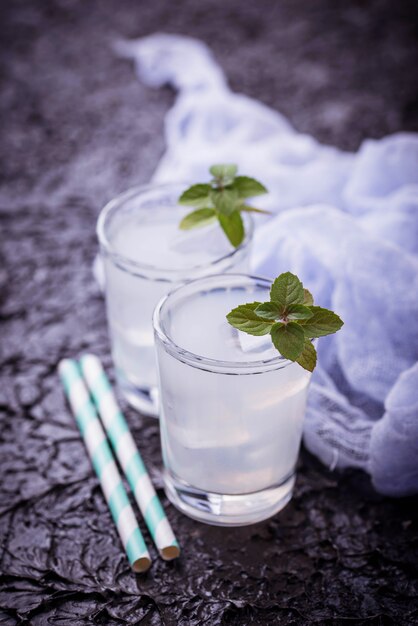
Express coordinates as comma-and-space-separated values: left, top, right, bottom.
1, 1, 418, 624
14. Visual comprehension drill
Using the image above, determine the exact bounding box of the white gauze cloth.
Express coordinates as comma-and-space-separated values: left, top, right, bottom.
115, 34, 418, 496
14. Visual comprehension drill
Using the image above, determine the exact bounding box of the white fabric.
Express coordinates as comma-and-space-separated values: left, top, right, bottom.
116, 34, 418, 496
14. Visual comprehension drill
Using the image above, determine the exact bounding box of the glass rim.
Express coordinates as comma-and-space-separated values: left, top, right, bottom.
153, 273, 294, 374
96, 182, 254, 280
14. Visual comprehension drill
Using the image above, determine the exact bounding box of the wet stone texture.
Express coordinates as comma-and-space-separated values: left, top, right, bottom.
1, 1, 418, 624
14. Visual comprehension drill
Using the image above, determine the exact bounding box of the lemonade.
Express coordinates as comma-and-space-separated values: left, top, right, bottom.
153, 274, 312, 525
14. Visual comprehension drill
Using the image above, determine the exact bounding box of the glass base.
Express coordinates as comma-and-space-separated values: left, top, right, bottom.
164, 469, 295, 526
116, 372, 159, 417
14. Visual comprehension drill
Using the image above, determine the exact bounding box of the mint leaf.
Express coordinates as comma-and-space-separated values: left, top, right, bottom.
270, 272, 304, 308
286, 304, 314, 320
178, 184, 212, 208
240, 205, 271, 215
301, 306, 344, 337
296, 339, 317, 372
232, 176, 268, 198
255, 301, 284, 320
179, 208, 217, 230
226, 303, 274, 336
218, 211, 244, 247
271, 322, 305, 360
303, 289, 314, 306
256, 302, 312, 321
225, 270, 344, 372
210, 164, 237, 180
211, 188, 239, 216
178, 164, 269, 247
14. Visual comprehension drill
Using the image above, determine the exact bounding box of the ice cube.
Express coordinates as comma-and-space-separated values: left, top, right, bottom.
169, 223, 229, 258
238, 332, 273, 354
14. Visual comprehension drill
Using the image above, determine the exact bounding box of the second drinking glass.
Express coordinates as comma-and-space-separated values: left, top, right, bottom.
97, 183, 253, 416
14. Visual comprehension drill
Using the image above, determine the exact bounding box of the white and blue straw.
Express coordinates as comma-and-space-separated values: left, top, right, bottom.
79, 354, 180, 561
58, 359, 151, 573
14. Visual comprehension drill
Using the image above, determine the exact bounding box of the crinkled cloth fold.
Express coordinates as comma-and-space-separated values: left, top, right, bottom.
115, 34, 418, 496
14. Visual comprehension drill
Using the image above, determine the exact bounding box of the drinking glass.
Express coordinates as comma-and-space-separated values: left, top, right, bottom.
153, 274, 313, 526
97, 184, 253, 416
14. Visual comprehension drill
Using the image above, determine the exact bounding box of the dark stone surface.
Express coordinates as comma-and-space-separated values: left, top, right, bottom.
1, 1, 418, 624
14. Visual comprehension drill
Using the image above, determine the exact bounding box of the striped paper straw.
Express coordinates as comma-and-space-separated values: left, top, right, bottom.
79, 354, 180, 561
58, 359, 151, 574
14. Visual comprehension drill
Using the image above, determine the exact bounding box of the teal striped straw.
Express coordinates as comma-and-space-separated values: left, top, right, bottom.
79, 354, 180, 561
58, 359, 151, 573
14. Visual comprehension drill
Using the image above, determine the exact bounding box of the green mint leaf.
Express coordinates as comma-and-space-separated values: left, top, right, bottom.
296, 339, 317, 372
232, 176, 268, 198
226, 303, 274, 336
240, 205, 271, 215
211, 188, 239, 216
179, 208, 217, 230
303, 289, 314, 306
301, 306, 344, 337
218, 211, 244, 247
270, 322, 305, 360
178, 165, 270, 245
286, 304, 314, 320
255, 301, 284, 320
270, 272, 304, 308
178, 184, 212, 208
210, 164, 238, 181
225, 270, 344, 373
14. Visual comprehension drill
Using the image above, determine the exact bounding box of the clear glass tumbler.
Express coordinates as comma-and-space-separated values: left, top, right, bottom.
97, 184, 253, 416
153, 274, 313, 526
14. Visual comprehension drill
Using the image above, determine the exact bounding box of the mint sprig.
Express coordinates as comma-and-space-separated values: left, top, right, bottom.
226, 272, 343, 372
178, 164, 269, 247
